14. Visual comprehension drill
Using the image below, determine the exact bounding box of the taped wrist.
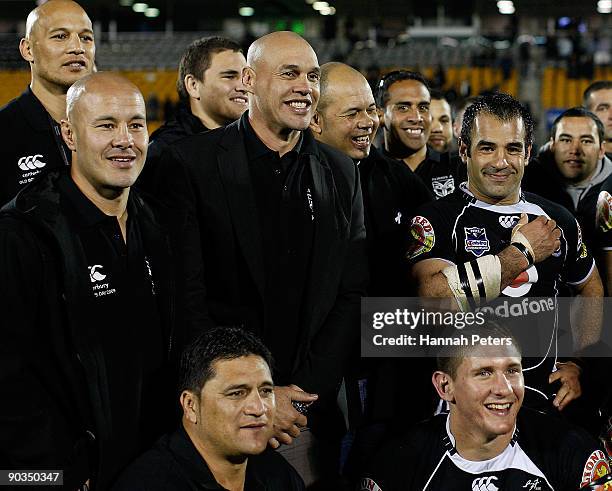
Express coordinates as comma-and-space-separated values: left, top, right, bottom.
511, 221, 535, 261
441, 255, 501, 311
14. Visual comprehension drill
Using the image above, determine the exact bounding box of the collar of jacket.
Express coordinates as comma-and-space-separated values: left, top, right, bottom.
17, 86, 57, 132
175, 102, 208, 136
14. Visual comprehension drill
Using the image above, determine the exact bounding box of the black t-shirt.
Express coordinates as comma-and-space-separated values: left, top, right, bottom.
58, 175, 165, 478
408, 184, 595, 404
243, 118, 314, 383
359, 146, 434, 296
113, 426, 305, 491
385, 148, 461, 199
361, 410, 611, 491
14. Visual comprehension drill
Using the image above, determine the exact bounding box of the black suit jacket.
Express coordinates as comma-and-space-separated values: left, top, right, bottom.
150, 115, 367, 401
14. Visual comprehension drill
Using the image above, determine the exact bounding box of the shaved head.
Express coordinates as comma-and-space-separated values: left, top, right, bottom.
246, 31, 312, 71
25, 0, 90, 39
67, 72, 142, 121
319, 62, 367, 112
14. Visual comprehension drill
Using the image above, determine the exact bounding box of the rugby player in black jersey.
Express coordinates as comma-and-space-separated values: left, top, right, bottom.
360, 324, 611, 491
408, 93, 604, 413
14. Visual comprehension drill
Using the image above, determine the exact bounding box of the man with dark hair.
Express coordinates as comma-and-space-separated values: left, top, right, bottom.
361, 325, 611, 490
523, 107, 611, 293
0, 73, 180, 489
0, 0, 95, 206
583, 81, 612, 158
428, 89, 454, 153
376, 70, 460, 199
141, 36, 247, 186
408, 93, 604, 414
149, 31, 367, 486
113, 327, 304, 490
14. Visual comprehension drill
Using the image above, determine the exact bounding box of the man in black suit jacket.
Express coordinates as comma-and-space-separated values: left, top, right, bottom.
149, 31, 368, 486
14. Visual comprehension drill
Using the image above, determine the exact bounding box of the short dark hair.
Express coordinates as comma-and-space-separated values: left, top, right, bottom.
177, 36, 242, 102
461, 93, 534, 157
178, 327, 273, 394
550, 106, 605, 144
583, 80, 612, 109
375, 70, 429, 107
436, 320, 521, 379
429, 88, 448, 102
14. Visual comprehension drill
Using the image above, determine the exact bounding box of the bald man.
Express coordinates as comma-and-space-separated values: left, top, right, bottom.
0, 73, 179, 489
150, 32, 367, 485
0, 0, 95, 207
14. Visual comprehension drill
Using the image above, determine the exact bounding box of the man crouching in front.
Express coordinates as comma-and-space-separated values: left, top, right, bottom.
113, 327, 305, 490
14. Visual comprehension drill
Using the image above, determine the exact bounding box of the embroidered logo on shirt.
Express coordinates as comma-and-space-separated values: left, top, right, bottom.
17, 154, 46, 171
306, 187, 314, 221
464, 227, 490, 257
88, 264, 106, 282
522, 478, 542, 490
360, 478, 383, 491
498, 215, 520, 228
395, 211, 402, 224
471, 475, 499, 491
88, 265, 116, 297
431, 175, 455, 198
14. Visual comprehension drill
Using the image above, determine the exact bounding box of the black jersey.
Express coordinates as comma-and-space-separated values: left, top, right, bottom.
361, 411, 611, 491
407, 184, 595, 403
384, 148, 461, 199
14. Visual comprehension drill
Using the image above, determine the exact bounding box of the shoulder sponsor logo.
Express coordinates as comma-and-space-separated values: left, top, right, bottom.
464, 227, 490, 257
406, 215, 435, 259
581, 450, 611, 487
431, 175, 455, 198
499, 215, 520, 228
17, 154, 46, 171
502, 265, 538, 297
472, 475, 498, 491
88, 264, 106, 283
360, 478, 382, 491
596, 190, 612, 233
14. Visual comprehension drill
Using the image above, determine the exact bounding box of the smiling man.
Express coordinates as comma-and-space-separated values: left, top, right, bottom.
113, 327, 304, 490
360, 324, 610, 490
427, 90, 454, 154
141, 37, 248, 186
149, 31, 367, 486
0, 0, 95, 206
408, 93, 603, 415
0, 73, 180, 489
377, 70, 460, 199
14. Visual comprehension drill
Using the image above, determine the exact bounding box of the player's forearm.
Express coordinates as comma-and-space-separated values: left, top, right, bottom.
572, 269, 604, 350
498, 245, 530, 290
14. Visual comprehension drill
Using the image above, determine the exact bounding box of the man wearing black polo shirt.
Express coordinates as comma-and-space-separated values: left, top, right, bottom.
377, 70, 461, 199
0, 73, 178, 490
0, 0, 95, 206
114, 327, 304, 491
151, 31, 367, 486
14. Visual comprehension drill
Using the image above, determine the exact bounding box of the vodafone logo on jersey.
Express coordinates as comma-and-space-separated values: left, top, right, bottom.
17, 154, 46, 171
503, 265, 538, 297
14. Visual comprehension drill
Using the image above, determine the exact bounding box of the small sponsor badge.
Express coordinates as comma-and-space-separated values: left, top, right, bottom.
581, 450, 611, 487
464, 227, 490, 258
406, 215, 435, 259
596, 190, 612, 233
360, 478, 383, 491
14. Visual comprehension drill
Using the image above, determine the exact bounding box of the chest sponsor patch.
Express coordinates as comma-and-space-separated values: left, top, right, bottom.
88, 264, 117, 298
471, 475, 499, 491
17, 154, 46, 171
581, 450, 611, 487
464, 227, 490, 257
360, 478, 383, 491
431, 175, 455, 198
597, 190, 612, 233
406, 215, 435, 259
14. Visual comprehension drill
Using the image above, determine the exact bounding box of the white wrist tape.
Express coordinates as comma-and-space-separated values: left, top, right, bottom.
441, 255, 501, 311
511, 221, 535, 261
